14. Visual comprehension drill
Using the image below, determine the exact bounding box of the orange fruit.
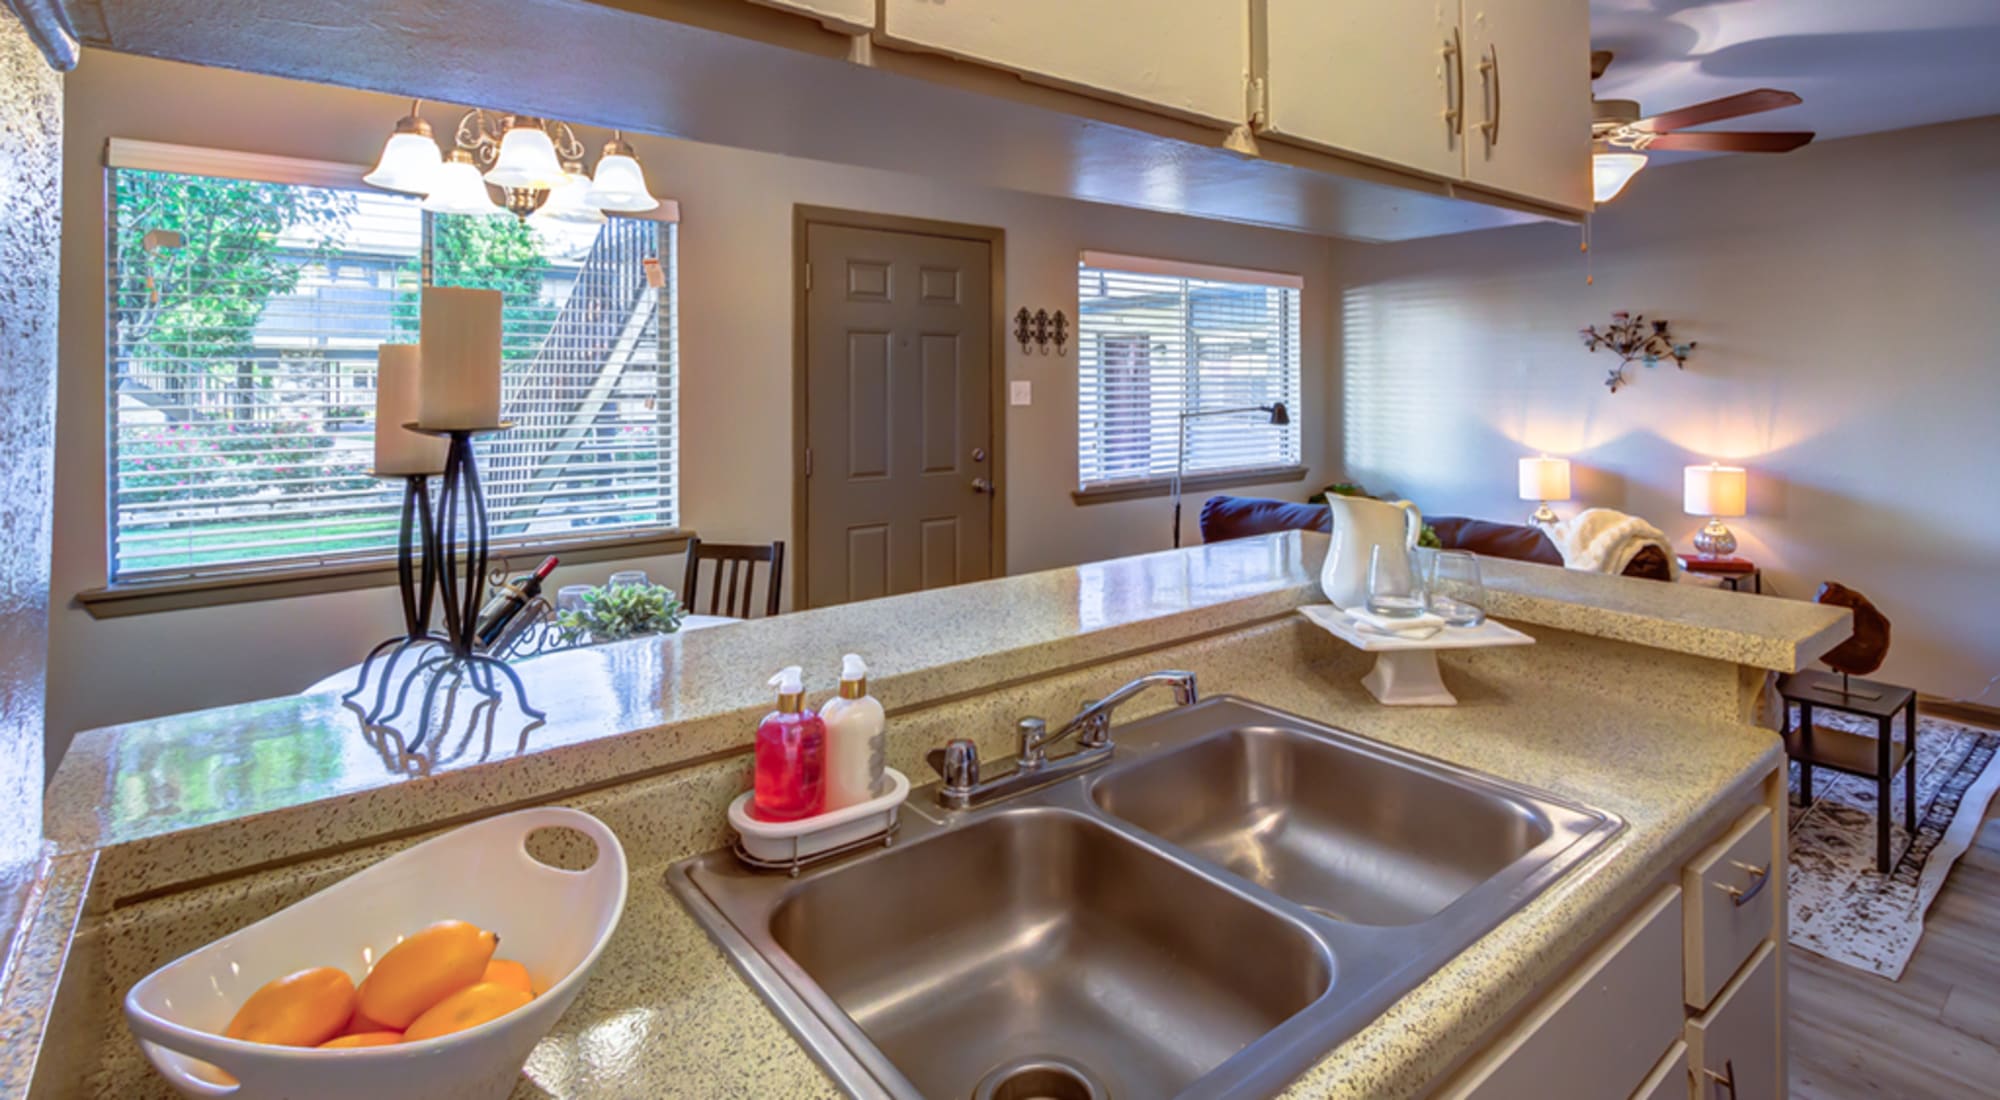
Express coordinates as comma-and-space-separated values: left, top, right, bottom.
318, 1030, 403, 1049
403, 982, 532, 1042
482, 958, 533, 996
341, 1005, 394, 1036
225, 967, 356, 1047
356, 920, 498, 1029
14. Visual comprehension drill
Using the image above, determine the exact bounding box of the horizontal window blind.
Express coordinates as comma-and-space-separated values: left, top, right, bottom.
107, 159, 678, 582
1076, 260, 1302, 489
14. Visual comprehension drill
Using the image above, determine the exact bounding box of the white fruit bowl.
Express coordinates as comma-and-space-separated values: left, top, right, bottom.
124, 807, 628, 1100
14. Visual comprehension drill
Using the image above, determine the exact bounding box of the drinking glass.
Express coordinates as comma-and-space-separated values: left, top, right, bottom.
608, 569, 649, 589
1366, 543, 1426, 619
556, 584, 594, 614
1427, 550, 1487, 627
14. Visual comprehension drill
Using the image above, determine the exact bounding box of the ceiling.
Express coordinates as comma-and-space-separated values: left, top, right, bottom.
1589, 0, 2000, 163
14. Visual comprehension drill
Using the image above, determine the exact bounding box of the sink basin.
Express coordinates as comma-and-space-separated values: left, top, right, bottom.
769, 809, 1330, 1098
670, 695, 1620, 1099
1090, 726, 1556, 925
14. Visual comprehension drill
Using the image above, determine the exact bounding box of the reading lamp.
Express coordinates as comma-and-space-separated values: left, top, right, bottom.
1518, 455, 1571, 528
1170, 402, 1290, 549
1684, 463, 1748, 559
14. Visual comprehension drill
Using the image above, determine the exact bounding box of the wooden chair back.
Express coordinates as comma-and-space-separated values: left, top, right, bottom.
680, 537, 785, 619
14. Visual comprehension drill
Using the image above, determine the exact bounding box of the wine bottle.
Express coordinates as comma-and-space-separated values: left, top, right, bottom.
475, 555, 558, 648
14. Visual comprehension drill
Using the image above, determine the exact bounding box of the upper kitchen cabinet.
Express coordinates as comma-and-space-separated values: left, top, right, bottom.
1460, 0, 1591, 210
877, 0, 1252, 129
1253, 0, 1464, 180
747, 0, 874, 33
1252, 0, 1590, 212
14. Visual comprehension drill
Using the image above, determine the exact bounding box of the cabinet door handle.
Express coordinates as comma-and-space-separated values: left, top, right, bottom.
1714, 859, 1770, 907
1478, 44, 1501, 147
1442, 28, 1464, 139
1705, 1059, 1738, 1100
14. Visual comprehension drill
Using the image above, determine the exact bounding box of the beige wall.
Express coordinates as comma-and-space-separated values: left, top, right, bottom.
1330, 116, 2000, 700
45, 51, 1337, 765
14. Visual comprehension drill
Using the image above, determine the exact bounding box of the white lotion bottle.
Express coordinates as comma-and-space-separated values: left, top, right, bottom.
819, 653, 886, 810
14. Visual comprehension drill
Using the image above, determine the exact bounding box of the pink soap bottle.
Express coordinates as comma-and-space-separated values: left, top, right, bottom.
752, 665, 826, 822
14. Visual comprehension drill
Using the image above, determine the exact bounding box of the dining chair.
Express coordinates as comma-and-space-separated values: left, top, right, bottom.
680, 537, 785, 619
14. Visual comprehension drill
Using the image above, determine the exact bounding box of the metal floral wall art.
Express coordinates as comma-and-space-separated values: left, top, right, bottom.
1579, 312, 1695, 393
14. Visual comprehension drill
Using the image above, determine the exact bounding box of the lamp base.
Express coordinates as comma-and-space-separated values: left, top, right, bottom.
1527, 502, 1559, 528
1693, 517, 1737, 559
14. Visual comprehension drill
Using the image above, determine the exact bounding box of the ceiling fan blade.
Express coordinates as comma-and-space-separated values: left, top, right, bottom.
1634, 89, 1803, 133
1640, 131, 1815, 153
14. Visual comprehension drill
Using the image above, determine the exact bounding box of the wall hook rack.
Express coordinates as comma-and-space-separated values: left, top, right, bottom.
1014, 307, 1070, 356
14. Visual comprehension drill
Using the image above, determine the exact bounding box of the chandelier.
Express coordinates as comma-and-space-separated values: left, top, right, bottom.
363, 100, 661, 224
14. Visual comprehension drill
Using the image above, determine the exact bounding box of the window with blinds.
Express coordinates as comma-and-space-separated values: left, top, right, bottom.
106, 157, 677, 582
1075, 254, 1302, 490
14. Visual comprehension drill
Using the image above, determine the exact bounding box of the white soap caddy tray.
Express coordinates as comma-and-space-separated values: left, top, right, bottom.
729, 767, 911, 876
123, 807, 628, 1100
1299, 604, 1535, 706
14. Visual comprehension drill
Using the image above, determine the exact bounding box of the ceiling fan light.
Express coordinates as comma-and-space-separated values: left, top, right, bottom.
1592, 152, 1648, 203
529, 163, 608, 228
363, 111, 442, 194
422, 150, 506, 216
583, 138, 660, 213
484, 120, 567, 191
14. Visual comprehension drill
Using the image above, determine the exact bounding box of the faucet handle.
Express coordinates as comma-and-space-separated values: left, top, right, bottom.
1016, 718, 1049, 770
927, 739, 981, 790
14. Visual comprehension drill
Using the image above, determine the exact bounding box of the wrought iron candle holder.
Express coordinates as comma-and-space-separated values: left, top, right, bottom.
342, 473, 448, 722
376, 424, 547, 747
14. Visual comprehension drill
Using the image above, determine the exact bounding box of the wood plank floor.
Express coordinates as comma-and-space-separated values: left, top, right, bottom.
1791, 713, 2000, 1099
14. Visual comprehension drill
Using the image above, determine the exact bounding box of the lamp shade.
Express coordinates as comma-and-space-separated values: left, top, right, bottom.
421, 151, 504, 216
1518, 455, 1572, 502
484, 122, 566, 191
364, 130, 442, 195
528, 165, 607, 228
1684, 463, 1747, 517
583, 150, 659, 213
1592, 152, 1647, 203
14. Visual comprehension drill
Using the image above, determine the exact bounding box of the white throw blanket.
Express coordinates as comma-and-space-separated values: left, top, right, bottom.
1548, 508, 1681, 579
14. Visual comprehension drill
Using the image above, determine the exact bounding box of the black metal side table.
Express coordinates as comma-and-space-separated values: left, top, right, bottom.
1778, 668, 1918, 873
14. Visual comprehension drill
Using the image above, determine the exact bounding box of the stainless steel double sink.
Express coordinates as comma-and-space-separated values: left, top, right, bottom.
668, 696, 1621, 1100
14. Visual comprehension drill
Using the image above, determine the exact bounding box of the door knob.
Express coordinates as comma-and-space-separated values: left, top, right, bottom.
970, 477, 995, 494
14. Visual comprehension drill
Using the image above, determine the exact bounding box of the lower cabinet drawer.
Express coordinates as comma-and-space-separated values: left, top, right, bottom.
1633, 1040, 1690, 1100
1686, 941, 1779, 1100
1442, 887, 1685, 1100
1684, 807, 1776, 1009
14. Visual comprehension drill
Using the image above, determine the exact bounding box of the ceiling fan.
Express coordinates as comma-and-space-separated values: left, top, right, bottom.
1589, 49, 1815, 203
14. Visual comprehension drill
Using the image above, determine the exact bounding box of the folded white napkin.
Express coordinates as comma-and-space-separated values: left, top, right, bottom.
1345, 606, 1446, 637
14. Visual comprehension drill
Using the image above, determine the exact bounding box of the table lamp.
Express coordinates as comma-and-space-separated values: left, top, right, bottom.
1518, 455, 1571, 528
1684, 463, 1747, 559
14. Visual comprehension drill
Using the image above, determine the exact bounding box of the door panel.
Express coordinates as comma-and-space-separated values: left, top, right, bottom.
1461, 0, 1591, 210
1256, 0, 1463, 179
806, 222, 993, 607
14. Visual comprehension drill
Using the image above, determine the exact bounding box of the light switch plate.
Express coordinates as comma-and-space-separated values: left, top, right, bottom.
1010, 380, 1032, 406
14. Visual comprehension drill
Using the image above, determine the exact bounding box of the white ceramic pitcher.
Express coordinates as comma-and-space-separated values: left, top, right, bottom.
1321, 495, 1424, 609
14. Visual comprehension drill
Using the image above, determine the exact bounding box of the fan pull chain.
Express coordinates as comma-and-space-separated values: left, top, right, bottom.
1581, 213, 1594, 286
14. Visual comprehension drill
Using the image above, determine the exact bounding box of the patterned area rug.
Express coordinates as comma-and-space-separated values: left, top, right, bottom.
1787, 710, 2000, 979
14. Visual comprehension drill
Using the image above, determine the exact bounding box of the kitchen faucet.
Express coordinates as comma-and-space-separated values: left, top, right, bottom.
926, 670, 1198, 810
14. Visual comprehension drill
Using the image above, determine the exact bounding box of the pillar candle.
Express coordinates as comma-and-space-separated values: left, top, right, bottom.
417, 285, 504, 429
373, 344, 448, 475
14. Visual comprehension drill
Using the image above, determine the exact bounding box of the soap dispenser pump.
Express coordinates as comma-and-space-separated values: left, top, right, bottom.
820, 653, 887, 810
752, 665, 826, 822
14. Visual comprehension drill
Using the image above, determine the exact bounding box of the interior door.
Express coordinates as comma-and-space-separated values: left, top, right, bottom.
1461, 0, 1592, 210
1255, 0, 1464, 179
804, 222, 994, 608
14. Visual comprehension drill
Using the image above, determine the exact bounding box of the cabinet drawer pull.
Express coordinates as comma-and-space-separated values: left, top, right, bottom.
1704, 1059, 1738, 1100
1477, 44, 1500, 146
1714, 860, 1769, 907
1443, 27, 1464, 138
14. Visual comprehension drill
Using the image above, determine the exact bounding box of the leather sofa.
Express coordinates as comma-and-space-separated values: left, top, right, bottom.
1197, 495, 1673, 581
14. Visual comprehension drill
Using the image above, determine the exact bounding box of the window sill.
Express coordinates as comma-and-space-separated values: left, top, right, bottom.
76, 529, 696, 619
1071, 465, 1309, 506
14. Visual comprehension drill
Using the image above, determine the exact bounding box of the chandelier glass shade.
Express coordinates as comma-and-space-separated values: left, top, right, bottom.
367, 106, 662, 221
1592, 151, 1648, 203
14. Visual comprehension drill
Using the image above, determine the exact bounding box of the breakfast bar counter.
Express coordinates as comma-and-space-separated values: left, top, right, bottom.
16, 533, 1848, 1099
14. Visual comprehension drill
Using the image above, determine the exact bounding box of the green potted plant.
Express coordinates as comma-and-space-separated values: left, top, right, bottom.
555, 583, 686, 645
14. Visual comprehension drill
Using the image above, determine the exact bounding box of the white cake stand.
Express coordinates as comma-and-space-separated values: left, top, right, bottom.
1298, 604, 1535, 706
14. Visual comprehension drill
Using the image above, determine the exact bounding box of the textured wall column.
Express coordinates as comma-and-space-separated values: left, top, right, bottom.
0, 9, 61, 894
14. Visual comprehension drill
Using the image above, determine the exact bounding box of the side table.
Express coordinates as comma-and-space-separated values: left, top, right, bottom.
1778, 668, 1918, 873
1680, 553, 1761, 593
